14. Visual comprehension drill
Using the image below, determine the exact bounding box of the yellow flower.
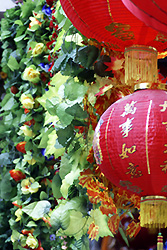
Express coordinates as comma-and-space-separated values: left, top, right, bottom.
26, 234, 38, 249
20, 125, 34, 137
27, 158, 36, 165
32, 43, 45, 57
20, 94, 35, 109
15, 208, 22, 222
23, 67, 40, 83
21, 177, 41, 194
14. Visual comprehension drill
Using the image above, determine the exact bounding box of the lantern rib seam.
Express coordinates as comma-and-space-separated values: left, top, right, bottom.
145, 100, 152, 174
105, 108, 115, 170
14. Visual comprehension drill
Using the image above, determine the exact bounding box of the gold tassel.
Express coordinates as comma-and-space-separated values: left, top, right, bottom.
140, 196, 167, 228
157, 233, 163, 250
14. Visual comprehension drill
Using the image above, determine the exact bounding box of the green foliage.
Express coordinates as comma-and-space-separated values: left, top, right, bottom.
0, 0, 132, 249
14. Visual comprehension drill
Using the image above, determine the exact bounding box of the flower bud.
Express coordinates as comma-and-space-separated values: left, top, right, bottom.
16, 141, 26, 154
9, 169, 26, 182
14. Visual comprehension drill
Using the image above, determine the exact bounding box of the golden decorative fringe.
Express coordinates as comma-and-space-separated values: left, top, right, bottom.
157, 233, 163, 250
124, 45, 158, 89
140, 196, 167, 228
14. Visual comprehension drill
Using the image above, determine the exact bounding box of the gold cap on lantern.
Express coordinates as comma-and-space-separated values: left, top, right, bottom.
140, 196, 167, 228
124, 45, 163, 90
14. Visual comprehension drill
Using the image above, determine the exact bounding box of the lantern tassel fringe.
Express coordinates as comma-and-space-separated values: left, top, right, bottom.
140, 196, 167, 228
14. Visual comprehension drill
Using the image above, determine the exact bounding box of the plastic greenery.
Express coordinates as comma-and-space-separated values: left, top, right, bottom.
0, 0, 142, 249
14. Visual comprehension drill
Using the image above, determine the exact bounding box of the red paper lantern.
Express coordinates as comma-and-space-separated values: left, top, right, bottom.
60, 0, 167, 52
122, 0, 167, 35
93, 88, 167, 227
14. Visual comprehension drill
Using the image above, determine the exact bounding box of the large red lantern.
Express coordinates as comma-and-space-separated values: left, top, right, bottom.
93, 88, 167, 228
60, 0, 167, 52
122, 0, 167, 35
93, 44, 167, 231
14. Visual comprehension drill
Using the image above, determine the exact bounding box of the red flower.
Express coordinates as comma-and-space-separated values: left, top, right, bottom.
9, 169, 26, 182
12, 201, 22, 208
46, 0, 54, 6
24, 119, 35, 126
21, 229, 34, 235
48, 55, 51, 62
46, 41, 53, 50
23, 108, 30, 114
35, 240, 44, 250
49, 20, 54, 29
16, 141, 26, 154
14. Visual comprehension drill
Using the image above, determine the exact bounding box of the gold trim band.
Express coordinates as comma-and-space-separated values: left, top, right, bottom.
134, 82, 167, 91
141, 196, 167, 202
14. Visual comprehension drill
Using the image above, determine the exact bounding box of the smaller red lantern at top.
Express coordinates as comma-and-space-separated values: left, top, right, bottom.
60, 0, 167, 53
122, 0, 167, 35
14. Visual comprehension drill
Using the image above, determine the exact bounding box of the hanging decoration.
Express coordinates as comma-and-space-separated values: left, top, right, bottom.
93, 44, 167, 231
60, 0, 167, 53
93, 87, 167, 228
122, 0, 167, 35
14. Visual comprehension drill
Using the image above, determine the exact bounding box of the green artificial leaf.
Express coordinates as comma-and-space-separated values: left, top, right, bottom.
50, 197, 87, 230
40, 191, 48, 200
76, 45, 99, 68
26, 221, 37, 227
54, 29, 65, 52
57, 125, 74, 147
22, 201, 51, 219
59, 155, 73, 179
52, 174, 62, 199
64, 78, 88, 103
21, 0, 35, 18
60, 179, 70, 198
44, 111, 59, 126
7, 56, 19, 71
45, 130, 65, 158
64, 168, 81, 186
0, 94, 16, 111
1, 30, 11, 40
56, 103, 73, 126
50, 201, 70, 230
14, 34, 26, 43
62, 210, 87, 240
52, 54, 67, 71
38, 127, 54, 148
45, 98, 58, 116
14, 20, 23, 26
50, 71, 69, 88
37, 86, 61, 108
88, 209, 113, 240
71, 235, 89, 250
119, 227, 129, 246
66, 103, 88, 119
0, 172, 16, 200
0, 153, 11, 165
